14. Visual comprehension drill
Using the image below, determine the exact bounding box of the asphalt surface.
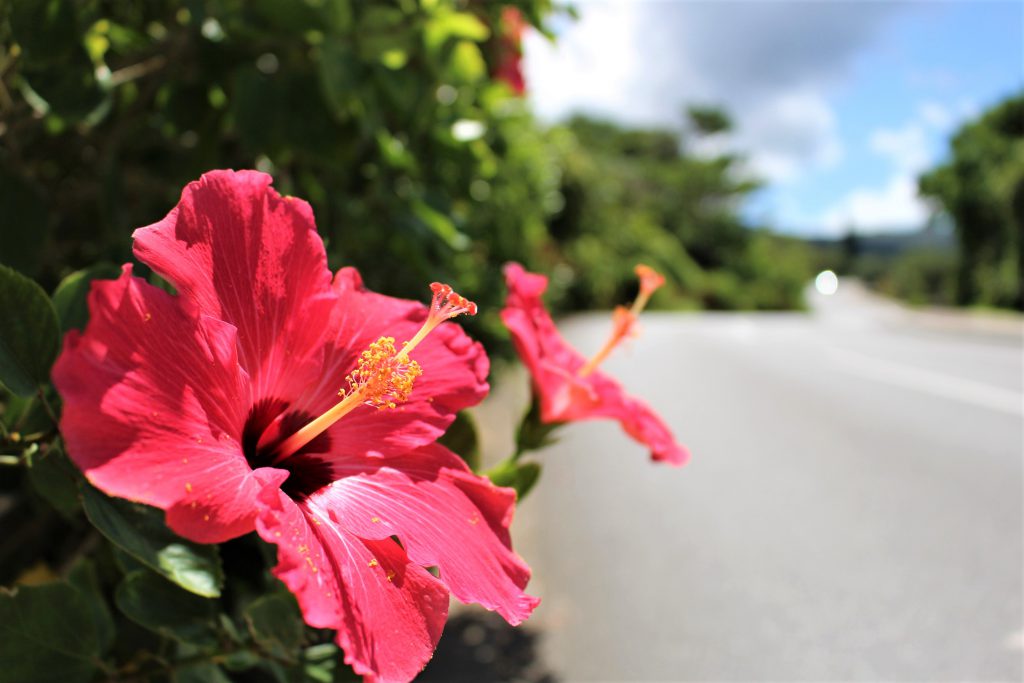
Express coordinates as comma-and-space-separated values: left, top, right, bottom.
476, 281, 1023, 682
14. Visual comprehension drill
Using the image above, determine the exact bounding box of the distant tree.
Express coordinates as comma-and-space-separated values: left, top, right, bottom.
919, 94, 1024, 309
840, 229, 861, 274
545, 115, 808, 311
686, 105, 732, 136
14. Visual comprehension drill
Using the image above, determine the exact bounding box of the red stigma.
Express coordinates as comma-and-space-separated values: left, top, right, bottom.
635, 264, 665, 296
429, 282, 478, 320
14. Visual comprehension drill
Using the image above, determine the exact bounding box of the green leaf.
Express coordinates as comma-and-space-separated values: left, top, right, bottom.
111, 546, 148, 575
425, 10, 489, 52
515, 398, 561, 455
317, 42, 359, 119
437, 411, 481, 471
19, 47, 109, 123
28, 445, 81, 518
67, 559, 116, 653
379, 48, 409, 70
450, 41, 486, 82
412, 201, 469, 251
173, 662, 232, 683
0, 166, 50, 277
485, 459, 542, 501
81, 485, 224, 597
0, 264, 60, 396
222, 648, 262, 671
0, 581, 108, 683
52, 263, 121, 332
244, 592, 304, 662
287, 643, 355, 683
115, 570, 220, 645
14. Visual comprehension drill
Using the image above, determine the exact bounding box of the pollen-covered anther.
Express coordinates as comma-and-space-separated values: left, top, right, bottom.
343, 336, 422, 410
274, 280, 477, 463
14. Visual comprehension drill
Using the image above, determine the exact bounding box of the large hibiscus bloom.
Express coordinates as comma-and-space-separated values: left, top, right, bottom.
501, 262, 690, 466
52, 170, 538, 682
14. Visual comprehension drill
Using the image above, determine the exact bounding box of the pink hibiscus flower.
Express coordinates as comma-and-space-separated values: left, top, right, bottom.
52, 170, 538, 683
501, 262, 690, 466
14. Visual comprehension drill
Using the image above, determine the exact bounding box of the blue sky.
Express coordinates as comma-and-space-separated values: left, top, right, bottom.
524, 1, 1023, 237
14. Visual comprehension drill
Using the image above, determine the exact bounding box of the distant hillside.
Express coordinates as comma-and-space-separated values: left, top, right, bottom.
805, 219, 956, 257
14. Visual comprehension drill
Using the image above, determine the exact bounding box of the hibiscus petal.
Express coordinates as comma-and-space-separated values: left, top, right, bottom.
255, 486, 448, 683
502, 262, 689, 466
52, 266, 269, 542
313, 444, 539, 625
588, 374, 692, 467
293, 267, 489, 459
501, 265, 588, 424
132, 170, 336, 400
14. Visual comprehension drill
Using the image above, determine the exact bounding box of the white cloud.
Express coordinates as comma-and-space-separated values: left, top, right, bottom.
916, 98, 979, 132
918, 101, 955, 130
741, 90, 844, 183
524, 2, 905, 185
870, 122, 931, 173
820, 174, 930, 235
812, 96, 981, 234
524, 4, 661, 126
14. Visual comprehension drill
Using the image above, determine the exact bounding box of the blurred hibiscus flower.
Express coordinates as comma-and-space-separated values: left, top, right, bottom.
53, 170, 537, 683
492, 6, 527, 95
502, 262, 690, 466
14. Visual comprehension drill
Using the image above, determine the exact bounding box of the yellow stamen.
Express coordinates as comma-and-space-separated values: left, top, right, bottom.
578, 264, 664, 377
273, 282, 477, 462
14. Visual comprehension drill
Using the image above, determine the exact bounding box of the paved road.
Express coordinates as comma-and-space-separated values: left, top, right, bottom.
476, 281, 1023, 681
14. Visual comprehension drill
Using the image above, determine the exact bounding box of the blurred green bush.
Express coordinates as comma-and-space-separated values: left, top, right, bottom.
873, 249, 958, 307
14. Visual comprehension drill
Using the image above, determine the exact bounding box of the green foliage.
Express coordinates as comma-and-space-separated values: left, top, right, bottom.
486, 458, 542, 500
115, 570, 221, 645
82, 484, 225, 598
514, 398, 559, 455
243, 591, 305, 662
27, 445, 81, 518
920, 93, 1024, 310
686, 104, 733, 136
0, 578, 112, 683
0, 264, 60, 396
484, 398, 554, 501
438, 410, 482, 471
734, 231, 813, 311
876, 249, 958, 306
0, 0, 560, 348
0, 165, 50, 276
174, 661, 233, 683
543, 115, 808, 311
52, 263, 121, 332
67, 560, 117, 655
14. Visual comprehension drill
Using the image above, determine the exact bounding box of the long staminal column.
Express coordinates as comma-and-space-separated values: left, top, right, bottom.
273, 283, 477, 463
578, 264, 665, 378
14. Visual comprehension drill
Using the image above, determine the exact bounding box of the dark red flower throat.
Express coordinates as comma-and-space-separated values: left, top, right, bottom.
241, 398, 334, 499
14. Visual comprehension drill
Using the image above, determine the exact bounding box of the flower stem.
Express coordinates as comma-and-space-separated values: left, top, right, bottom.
35, 387, 59, 427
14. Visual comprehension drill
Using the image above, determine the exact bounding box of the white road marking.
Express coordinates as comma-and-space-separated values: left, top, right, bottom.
829, 348, 1024, 417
